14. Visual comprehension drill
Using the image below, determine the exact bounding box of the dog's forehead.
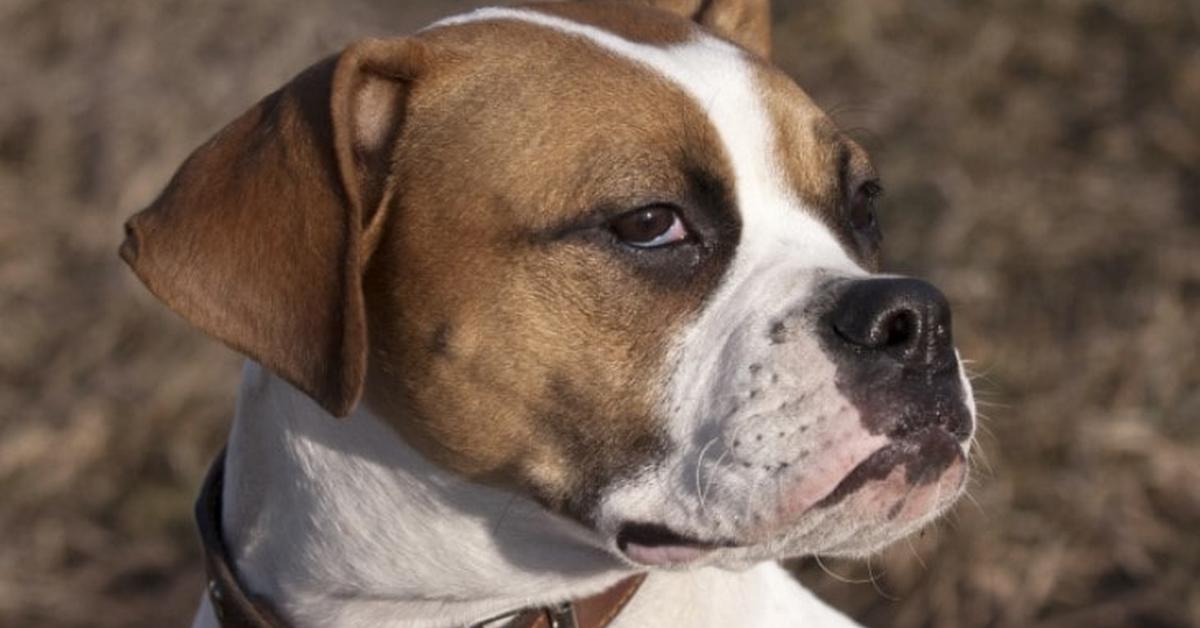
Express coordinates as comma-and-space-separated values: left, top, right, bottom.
425, 5, 864, 271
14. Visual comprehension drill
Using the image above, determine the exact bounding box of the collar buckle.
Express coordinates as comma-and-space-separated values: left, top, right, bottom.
545, 601, 578, 628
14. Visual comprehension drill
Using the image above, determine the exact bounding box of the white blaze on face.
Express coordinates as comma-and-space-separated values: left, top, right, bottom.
433, 5, 865, 413
433, 7, 967, 563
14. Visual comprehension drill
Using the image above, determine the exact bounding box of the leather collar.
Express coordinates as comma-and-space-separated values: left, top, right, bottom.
196, 449, 645, 628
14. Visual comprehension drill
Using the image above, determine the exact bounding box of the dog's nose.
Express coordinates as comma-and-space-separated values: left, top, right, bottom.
828, 278, 955, 371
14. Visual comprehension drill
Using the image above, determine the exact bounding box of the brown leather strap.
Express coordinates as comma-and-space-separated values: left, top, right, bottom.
574, 573, 645, 628
196, 448, 290, 628
197, 449, 646, 628
504, 573, 646, 628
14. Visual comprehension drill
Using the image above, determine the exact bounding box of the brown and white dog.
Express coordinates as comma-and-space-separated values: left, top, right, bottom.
121, 0, 976, 626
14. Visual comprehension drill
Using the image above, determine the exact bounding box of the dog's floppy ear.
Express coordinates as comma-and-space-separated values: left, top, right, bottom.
624, 0, 772, 59
120, 38, 428, 418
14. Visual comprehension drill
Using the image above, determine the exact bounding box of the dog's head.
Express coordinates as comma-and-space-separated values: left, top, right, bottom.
122, 0, 974, 569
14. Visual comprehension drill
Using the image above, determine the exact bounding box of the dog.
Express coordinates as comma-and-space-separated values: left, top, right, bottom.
121, 0, 976, 626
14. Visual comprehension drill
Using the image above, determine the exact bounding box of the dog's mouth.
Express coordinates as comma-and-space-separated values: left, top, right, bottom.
616, 522, 736, 566
614, 428, 970, 567
813, 427, 967, 510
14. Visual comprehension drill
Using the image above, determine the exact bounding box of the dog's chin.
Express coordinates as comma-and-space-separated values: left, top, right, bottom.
611, 497, 964, 571
608, 438, 970, 570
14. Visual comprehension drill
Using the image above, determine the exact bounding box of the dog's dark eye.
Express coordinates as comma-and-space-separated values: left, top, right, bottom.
849, 180, 883, 244
610, 206, 690, 248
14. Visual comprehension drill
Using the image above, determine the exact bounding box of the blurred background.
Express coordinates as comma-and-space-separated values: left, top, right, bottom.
1, 0, 1197, 626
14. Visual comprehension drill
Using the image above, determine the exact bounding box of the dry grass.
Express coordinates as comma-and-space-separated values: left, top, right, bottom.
1, 1, 1197, 626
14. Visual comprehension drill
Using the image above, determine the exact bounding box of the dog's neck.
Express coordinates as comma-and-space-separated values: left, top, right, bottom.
221, 362, 632, 628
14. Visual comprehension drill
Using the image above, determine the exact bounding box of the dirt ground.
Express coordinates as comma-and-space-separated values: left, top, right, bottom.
1, 1, 1197, 626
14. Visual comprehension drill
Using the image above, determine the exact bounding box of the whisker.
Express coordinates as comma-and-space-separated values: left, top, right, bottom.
741, 474, 763, 522
695, 436, 719, 516
702, 447, 731, 507
905, 535, 928, 571
866, 556, 897, 601
814, 554, 874, 585
961, 487, 985, 515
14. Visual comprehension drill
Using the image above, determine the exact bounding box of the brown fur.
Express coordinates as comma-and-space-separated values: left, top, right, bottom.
119, 0, 868, 519
533, 1, 696, 45
120, 39, 431, 418
755, 65, 882, 270
119, 5, 749, 517
362, 17, 739, 513
581, 0, 772, 59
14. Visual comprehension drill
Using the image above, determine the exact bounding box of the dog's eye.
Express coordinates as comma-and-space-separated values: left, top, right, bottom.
850, 180, 883, 243
610, 206, 690, 248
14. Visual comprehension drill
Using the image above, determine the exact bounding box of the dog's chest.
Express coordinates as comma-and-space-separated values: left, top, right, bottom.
613, 564, 861, 628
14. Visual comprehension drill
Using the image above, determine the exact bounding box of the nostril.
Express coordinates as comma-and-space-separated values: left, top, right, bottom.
880, 309, 918, 349
825, 278, 955, 369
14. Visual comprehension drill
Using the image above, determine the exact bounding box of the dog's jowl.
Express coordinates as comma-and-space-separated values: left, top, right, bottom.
122, 1, 975, 626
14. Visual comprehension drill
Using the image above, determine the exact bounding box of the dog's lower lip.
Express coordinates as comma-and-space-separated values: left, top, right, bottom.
814, 427, 964, 510
616, 523, 733, 565
617, 522, 714, 550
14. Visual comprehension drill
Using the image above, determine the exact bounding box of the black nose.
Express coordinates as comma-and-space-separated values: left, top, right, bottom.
828, 278, 955, 370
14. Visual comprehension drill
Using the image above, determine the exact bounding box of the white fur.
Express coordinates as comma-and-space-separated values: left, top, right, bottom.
217, 363, 622, 627
192, 363, 860, 627
192, 7, 976, 627
434, 7, 973, 565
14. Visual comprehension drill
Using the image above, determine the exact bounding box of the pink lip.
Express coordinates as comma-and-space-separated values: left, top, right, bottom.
615, 523, 729, 566
775, 428, 966, 532
776, 431, 891, 522
621, 541, 716, 566
618, 429, 965, 564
